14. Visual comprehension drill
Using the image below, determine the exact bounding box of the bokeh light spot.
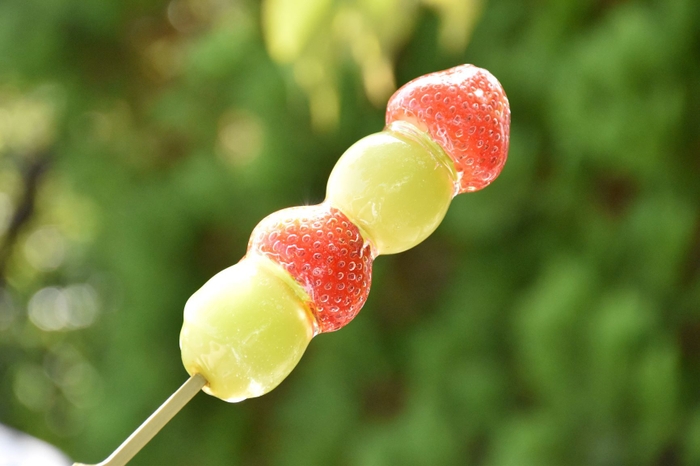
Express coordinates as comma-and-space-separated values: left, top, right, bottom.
63, 284, 100, 329
28, 287, 70, 331
28, 285, 100, 332
13, 364, 54, 412
23, 226, 66, 272
216, 110, 264, 167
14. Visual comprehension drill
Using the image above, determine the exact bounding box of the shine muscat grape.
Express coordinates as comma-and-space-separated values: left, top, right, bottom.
180, 64, 511, 402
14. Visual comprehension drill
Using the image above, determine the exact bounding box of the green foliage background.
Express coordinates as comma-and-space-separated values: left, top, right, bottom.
1, 0, 699, 465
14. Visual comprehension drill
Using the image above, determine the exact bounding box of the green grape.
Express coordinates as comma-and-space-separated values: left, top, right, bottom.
180, 255, 315, 402
326, 128, 457, 254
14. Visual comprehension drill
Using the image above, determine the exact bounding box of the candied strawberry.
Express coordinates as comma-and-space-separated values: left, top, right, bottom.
386, 64, 511, 193
248, 204, 373, 333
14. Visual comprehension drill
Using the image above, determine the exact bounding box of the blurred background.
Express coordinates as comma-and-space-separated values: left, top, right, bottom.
0, 0, 699, 465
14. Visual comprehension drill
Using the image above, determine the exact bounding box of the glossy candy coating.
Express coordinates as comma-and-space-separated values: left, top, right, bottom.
326, 130, 457, 255
248, 204, 372, 333
180, 255, 315, 401
386, 64, 510, 193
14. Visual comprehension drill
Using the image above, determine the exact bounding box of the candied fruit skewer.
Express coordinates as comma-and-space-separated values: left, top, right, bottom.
181, 64, 510, 401
73, 64, 510, 466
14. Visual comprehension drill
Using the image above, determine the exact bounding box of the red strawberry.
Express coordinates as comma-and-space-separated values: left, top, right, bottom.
248, 204, 373, 333
386, 64, 511, 193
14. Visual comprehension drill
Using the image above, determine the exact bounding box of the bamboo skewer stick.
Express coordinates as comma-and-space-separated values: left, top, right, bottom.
73, 373, 207, 466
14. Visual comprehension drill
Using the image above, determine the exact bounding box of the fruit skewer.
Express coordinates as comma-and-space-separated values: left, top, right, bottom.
72, 64, 510, 466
